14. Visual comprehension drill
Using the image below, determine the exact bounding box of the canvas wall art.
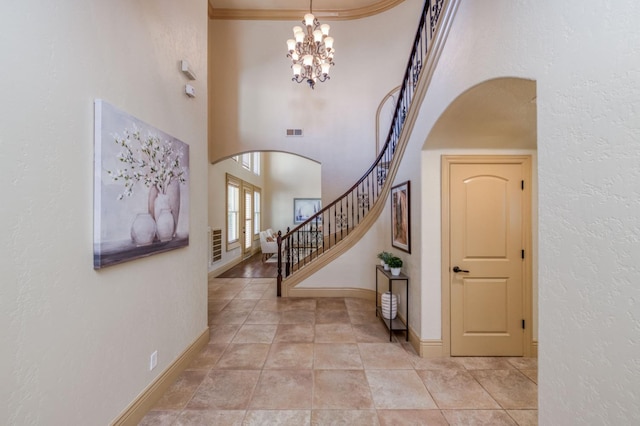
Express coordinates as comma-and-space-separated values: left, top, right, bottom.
391, 181, 410, 253
293, 198, 322, 224
94, 100, 190, 269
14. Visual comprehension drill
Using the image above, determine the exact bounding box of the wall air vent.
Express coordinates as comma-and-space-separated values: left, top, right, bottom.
286, 128, 303, 137
208, 227, 222, 265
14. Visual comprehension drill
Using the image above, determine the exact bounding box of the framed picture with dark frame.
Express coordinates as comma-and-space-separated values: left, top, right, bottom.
391, 181, 410, 253
293, 198, 322, 224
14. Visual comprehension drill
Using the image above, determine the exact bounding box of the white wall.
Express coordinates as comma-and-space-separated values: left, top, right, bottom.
298, 1, 640, 422
208, 157, 266, 272
0, 1, 209, 424
406, 0, 640, 423
208, 152, 320, 274
264, 152, 322, 233
297, 204, 391, 290
209, 0, 424, 201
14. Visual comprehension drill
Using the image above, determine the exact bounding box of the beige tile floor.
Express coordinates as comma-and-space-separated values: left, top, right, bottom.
140, 277, 538, 425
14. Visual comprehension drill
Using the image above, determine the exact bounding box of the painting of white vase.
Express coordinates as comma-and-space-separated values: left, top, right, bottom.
93, 99, 190, 269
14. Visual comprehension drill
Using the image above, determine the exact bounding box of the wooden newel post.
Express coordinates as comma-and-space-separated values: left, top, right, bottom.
285, 227, 291, 277
276, 230, 282, 297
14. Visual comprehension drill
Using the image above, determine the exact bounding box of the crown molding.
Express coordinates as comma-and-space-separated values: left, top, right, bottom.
209, 0, 405, 21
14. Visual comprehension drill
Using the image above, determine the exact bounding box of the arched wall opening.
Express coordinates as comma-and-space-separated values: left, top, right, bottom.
208, 150, 322, 275
419, 77, 539, 355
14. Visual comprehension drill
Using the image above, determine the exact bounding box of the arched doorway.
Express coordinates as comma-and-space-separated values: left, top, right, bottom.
422, 77, 538, 357
208, 151, 322, 278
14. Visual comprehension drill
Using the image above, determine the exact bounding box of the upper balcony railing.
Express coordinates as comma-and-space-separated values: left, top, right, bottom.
276, 0, 447, 295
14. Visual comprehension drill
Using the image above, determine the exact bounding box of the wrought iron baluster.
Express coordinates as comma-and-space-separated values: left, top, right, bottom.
340, 199, 344, 239
285, 228, 291, 277
300, 226, 305, 265
356, 185, 361, 223
369, 174, 373, 205
350, 190, 354, 228
277, 0, 448, 295
328, 204, 332, 247
334, 203, 339, 245
316, 216, 324, 254
371, 174, 375, 206
303, 227, 307, 266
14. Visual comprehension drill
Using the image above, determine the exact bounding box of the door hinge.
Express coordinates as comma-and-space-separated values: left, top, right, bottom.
521, 249, 525, 259
522, 319, 525, 329
521, 180, 524, 190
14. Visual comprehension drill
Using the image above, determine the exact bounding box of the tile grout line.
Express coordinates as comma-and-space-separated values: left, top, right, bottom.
238, 280, 260, 424
143, 276, 536, 425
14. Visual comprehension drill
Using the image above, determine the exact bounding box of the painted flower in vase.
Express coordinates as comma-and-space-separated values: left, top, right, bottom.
107, 125, 187, 242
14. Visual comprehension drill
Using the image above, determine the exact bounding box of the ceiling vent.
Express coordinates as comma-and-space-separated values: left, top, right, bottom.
286, 128, 303, 137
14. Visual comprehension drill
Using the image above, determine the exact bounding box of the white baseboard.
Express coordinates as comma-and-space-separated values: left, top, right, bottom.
207, 256, 244, 279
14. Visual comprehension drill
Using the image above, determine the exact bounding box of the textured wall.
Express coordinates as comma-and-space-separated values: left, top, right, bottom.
536, 0, 640, 422
208, 0, 423, 201
404, 0, 640, 422
0, 0, 209, 424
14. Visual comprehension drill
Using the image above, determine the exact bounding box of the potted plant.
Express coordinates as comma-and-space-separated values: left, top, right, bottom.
388, 256, 403, 276
377, 251, 393, 270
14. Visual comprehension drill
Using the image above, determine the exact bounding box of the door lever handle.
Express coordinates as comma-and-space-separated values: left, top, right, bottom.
452, 266, 469, 273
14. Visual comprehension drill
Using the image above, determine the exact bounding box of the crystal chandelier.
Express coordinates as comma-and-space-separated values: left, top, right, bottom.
286, 0, 335, 89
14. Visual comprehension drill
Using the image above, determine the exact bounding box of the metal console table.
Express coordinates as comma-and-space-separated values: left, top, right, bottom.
375, 265, 409, 341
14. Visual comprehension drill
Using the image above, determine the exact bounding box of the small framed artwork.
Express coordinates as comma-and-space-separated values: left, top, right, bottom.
391, 181, 410, 253
293, 198, 322, 224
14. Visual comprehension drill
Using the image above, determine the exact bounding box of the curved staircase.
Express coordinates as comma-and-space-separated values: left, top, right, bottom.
277, 0, 460, 297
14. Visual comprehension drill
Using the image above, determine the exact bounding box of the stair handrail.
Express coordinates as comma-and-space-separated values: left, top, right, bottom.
276, 0, 447, 296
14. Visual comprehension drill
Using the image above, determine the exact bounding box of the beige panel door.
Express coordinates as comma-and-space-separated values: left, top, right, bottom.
449, 161, 525, 356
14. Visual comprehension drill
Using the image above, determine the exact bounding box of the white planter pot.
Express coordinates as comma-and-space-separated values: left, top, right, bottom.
381, 292, 397, 320
390, 267, 401, 276
156, 209, 174, 242
131, 213, 156, 246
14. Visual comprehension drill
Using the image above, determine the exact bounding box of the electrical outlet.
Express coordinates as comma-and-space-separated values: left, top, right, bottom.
149, 350, 158, 371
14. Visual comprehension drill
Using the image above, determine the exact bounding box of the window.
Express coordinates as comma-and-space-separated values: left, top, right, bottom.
226, 174, 240, 249
252, 152, 261, 175
226, 174, 262, 251
253, 189, 261, 237
232, 152, 261, 176
244, 188, 253, 251
241, 153, 251, 170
